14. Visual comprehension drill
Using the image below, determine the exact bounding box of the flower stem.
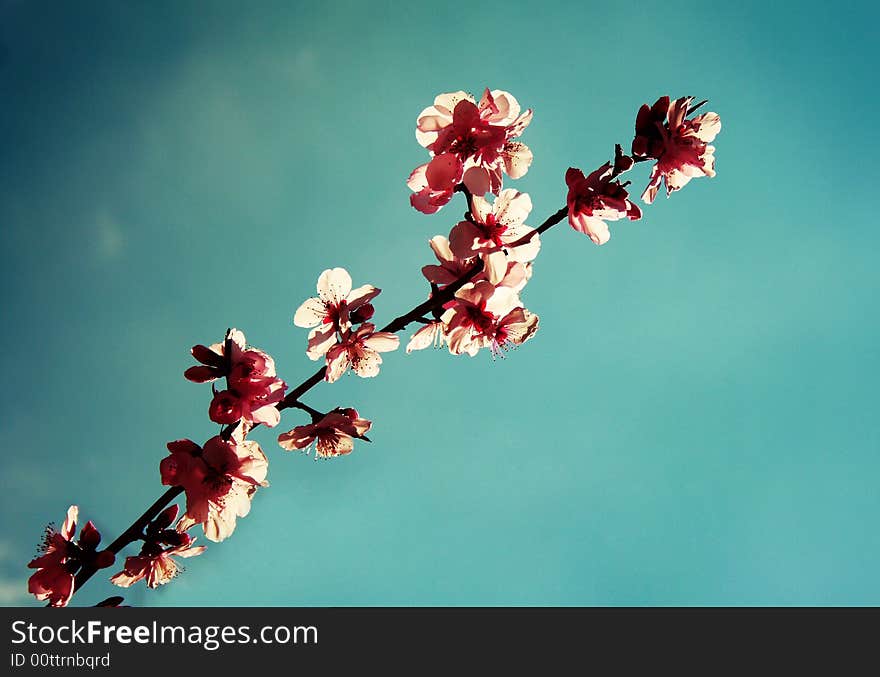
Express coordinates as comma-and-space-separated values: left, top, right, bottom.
66, 197, 570, 604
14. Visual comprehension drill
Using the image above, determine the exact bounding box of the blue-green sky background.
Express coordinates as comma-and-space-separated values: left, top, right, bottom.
2, 0, 878, 606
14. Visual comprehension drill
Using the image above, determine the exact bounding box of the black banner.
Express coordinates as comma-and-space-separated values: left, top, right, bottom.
2, 607, 876, 671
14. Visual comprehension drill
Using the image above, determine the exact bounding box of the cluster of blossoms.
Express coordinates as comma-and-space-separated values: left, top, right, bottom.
27, 88, 720, 607
564, 152, 641, 246
283, 268, 388, 458
111, 505, 206, 589
408, 187, 541, 357
168, 329, 276, 543
28, 506, 115, 607
407, 89, 533, 213
403, 89, 719, 356
159, 428, 269, 542
632, 95, 721, 204
564, 95, 721, 246
293, 268, 399, 382
185, 329, 287, 428
405, 88, 540, 357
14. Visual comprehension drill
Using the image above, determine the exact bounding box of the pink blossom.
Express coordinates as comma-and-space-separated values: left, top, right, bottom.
160, 432, 268, 543
110, 504, 207, 589
483, 307, 540, 357
324, 323, 399, 383
449, 189, 539, 283
110, 537, 206, 589
277, 408, 372, 459
442, 281, 522, 356
293, 268, 380, 361
565, 163, 641, 245
421, 232, 533, 299
27, 506, 114, 607
294, 268, 380, 339
632, 95, 721, 203
186, 329, 287, 428
109, 505, 204, 589
408, 89, 533, 212
409, 255, 537, 356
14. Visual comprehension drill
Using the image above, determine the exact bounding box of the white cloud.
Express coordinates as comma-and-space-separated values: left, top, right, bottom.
0, 577, 29, 605
0, 540, 15, 563
95, 209, 125, 260
280, 47, 318, 84
0, 540, 30, 605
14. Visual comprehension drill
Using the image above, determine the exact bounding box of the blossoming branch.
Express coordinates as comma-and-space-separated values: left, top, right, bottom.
27, 90, 721, 607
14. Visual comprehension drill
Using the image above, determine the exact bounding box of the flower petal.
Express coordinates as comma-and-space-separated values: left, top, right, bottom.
306, 325, 338, 361
485, 285, 519, 317
175, 544, 207, 559
317, 268, 352, 305
462, 166, 490, 196
347, 284, 380, 310
692, 112, 721, 142
278, 426, 317, 451
62, 506, 78, 541
421, 264, 459, 286
449, 221, 485, 259
191, 344, 224, 367
293, 296, 328, 328
507, 231, 541, 263
325, 346, 350, 383
428, 235, 454, 263
482, 250, 508, 285
502, 141, 532, 179
406, 163, 428, 191
425, 153, 463, 191
406, 322, 443, 353
362, 332, 400, 353
184, 365, 220, 383
250, 404, 281, 428
569, 212, 611, 245
494, 189, 532, 227
352, 349, 382, 378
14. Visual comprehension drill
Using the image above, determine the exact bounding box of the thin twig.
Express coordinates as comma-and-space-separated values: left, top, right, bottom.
65, 173, 582, 603
70, 486, 184, 597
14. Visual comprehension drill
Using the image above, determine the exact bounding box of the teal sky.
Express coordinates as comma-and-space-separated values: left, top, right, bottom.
2, 0, 878, 606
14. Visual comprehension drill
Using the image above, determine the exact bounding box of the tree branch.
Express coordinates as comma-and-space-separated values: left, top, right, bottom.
66, 187, 575, 603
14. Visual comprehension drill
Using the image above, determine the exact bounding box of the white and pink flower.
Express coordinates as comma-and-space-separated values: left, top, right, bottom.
408, 89, 533, 212
442, 281, 537, 357
294, 268, 380, 334
294, 268, 380, 359
186, 328, 287, 428
632, 95, 721, 203
160, 432, 268, 543
278, 408, 372, 459
27, 506, 114, 607
110, 505, 207, 589
110, 537, 206, 589
448, 189, 539, 283
565, 163, 641, 245
325, 323, 400, 383
482, 306, 540, 358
